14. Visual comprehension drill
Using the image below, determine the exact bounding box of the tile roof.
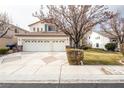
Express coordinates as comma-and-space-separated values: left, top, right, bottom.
15, 31, 67, 37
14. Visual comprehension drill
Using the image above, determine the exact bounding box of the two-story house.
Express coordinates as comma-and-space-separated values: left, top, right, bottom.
16, 19, 70, 52
87, 31, 117, 50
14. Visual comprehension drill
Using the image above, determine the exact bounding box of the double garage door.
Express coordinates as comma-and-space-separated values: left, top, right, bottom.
23, 39, 66, 52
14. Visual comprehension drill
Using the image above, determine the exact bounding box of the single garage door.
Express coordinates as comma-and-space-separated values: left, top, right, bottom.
23, 39, 66, 52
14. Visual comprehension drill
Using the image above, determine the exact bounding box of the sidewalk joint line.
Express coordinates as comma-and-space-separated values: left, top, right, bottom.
58, 64, 63, 87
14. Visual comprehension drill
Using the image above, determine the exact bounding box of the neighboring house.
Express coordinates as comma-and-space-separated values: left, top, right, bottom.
87, 31, 117, 50
16, 19, 70, 52
0, 24, 28, 48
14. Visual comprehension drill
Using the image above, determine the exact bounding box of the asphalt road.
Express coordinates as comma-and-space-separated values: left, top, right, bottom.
0, 83, 124, 88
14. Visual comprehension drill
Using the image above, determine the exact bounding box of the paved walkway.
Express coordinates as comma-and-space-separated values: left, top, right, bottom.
0, 52, 124, 83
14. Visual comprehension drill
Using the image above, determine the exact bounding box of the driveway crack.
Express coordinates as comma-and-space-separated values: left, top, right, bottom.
10, 65, 25, 75
33, 65, 43, 75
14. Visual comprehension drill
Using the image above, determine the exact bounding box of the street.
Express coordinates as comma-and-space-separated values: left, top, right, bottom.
0, 83, 124, 88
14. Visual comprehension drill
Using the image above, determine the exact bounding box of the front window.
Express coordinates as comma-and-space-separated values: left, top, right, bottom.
45, 24, 56, 32
45, 24, 47, 31
41, 28, 43, 31
48, 25, 55, 31
96, 43, 99, 48
33, 27, 35, 31
37, 28, 39, 32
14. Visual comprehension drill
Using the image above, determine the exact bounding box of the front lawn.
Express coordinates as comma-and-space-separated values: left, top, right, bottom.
83, 49, 124, 65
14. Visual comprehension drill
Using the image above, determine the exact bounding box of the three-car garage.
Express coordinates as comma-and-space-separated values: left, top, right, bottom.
16, 32, 69, 52
23, 39, 67, 52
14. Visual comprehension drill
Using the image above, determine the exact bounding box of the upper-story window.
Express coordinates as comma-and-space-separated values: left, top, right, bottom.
48, 25, 55, 31
15, 29, 18, 33
37, 28, 39, 32
41, 28, 43, 31
111, 39, 117, 42
45, 24, 47, 31
33, 27, 35, 31
112, 40, 116, 42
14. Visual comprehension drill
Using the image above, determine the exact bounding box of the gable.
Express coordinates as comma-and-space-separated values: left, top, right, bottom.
28, 19, 54, 27
89, 31, 110, 41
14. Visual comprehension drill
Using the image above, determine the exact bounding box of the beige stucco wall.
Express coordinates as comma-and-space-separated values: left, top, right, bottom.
0, 25, 28, 48
0, 38, 17, 48
29, 22, 57, 32
29, 22, 45, 32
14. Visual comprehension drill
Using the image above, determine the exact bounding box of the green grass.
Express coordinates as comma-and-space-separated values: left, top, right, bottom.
83, 50, 124, 65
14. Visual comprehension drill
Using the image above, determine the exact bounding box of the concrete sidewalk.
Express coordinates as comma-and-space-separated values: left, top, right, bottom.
0, 65, 124, 83
0, 52, 124, 84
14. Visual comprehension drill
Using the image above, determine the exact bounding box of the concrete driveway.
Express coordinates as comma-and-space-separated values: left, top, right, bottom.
0, 52, 67, 83
0, 52, 124, 84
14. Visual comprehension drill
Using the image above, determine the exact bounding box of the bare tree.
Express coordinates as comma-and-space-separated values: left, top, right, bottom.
0, 13, 10, 38
33, 5, 112, 49
101, 12, 124, 55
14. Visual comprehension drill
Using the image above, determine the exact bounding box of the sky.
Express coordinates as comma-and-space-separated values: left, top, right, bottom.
0, 5, 124, 31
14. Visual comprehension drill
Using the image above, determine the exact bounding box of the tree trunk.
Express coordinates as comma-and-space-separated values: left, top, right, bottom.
74, 41, 80, 49
120, 43, 124, 56
0, 27, 9, 38
69, 38, 73, 48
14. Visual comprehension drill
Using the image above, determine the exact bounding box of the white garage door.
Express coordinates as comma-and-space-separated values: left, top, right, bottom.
23, 39, 66, 52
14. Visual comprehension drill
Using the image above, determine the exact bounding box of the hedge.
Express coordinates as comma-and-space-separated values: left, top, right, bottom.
0, 48, 9, 54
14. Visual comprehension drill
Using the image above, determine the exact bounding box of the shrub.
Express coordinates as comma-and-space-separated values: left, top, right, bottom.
0, 48, 9, 54
86, 48, 105, 52
82, 46, 92, 50
105, 43, 117, 51
66, 45, 92, 50
79, 44, 92, 50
